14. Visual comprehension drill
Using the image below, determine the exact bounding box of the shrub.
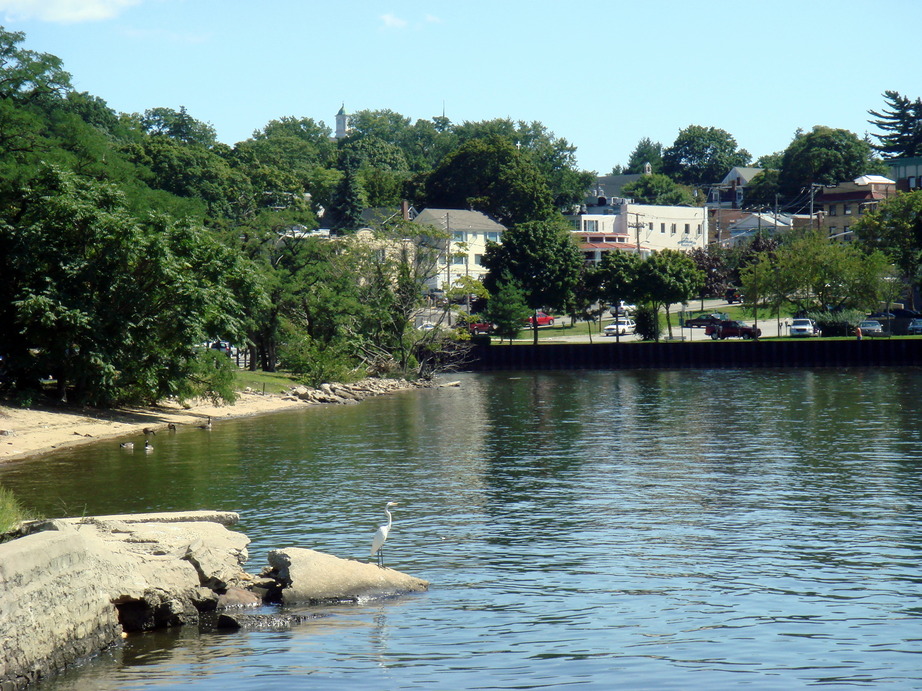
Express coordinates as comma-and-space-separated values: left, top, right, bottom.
633, 304, 661, 341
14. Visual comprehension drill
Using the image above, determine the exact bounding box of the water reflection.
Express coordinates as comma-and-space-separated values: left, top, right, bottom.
5, 369, 922, 689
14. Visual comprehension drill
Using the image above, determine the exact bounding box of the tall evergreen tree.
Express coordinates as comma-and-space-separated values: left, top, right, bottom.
868, 90, 922, 159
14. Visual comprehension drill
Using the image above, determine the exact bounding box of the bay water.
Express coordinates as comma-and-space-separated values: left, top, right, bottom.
2, 369, 921, 689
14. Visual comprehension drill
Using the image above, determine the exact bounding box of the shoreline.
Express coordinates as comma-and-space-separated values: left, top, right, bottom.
0, 390, 312, 465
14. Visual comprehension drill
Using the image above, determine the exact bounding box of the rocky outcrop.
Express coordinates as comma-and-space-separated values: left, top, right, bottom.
257, 547, 429, 604
0, 511, 428, 689
284, 378, 424, 405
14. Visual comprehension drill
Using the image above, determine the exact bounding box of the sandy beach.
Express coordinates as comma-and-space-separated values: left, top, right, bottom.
0, 392, 306, 464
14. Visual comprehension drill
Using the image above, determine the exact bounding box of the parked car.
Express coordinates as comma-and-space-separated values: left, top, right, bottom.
789, 318, 821, 337
858, 320, 884, 335
683, 312, 728, 328
609, 301, 637, 316
908, 318, 922, 335
725, 288, 743, 304
468, 321, 494, 335
525, 311, 555, 327
603, 318, 637, 336
892, 308, 921, 319
704, 320, 761, 340
210, 340, 232, 356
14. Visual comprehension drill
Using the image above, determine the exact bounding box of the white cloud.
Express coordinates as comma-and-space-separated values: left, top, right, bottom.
0, 0, 140, 23
424, 14, 442, 24
380, 13, 408, 29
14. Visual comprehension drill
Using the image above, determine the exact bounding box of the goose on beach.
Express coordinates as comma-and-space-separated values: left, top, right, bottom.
167, 423, 176, 432
142, 427, 156, 436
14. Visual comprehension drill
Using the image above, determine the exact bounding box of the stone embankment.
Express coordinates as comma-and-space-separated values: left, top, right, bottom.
282, 378, 424, 405
0, 511, 428, 689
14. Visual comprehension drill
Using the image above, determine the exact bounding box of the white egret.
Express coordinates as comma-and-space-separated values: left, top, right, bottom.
370, 501, 399, 568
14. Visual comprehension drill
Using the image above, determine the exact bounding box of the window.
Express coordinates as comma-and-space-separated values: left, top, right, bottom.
684, 223, 690, 234
453, 231, 466, 242
474, 254, 483, 266
671, 223, 676, 235
844, 204, 852, 215
583, 220, 599, 232
696, 224, 702, 235
486, 231, 500, 242
648, 222, 654, 231
828, 226, 837, 237
828, 204, 837, 216
452, 254, 466, 265
660, 223, 666, 233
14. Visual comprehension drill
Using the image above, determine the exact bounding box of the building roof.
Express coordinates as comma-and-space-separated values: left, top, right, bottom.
853, 174, 894, 185
413, 208, 506, 232
591, 174, 644, 199
720, 167, 763, 185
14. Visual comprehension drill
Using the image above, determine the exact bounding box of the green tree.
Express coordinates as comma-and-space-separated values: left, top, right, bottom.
621, 173, 694, 205
662, 125, 751, 186
326, 168, 367, 231
452, 118, 592, 209
761, 230, 893, 313
597, 250, 642, 341
635, 250, 705, 339
854, 190, 922, 305
868, 90, 922, 159
779, 126, 888, 199
625, 137, 663, 174
485, 274, 530, 342
424, 135, 556, 226
139, 106, 217, 147
482, 218, 583, 344
0, 166, 260, 405
741, 169, 781, 210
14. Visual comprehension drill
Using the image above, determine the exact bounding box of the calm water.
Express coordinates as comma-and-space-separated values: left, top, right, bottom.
3, 369, 922, 689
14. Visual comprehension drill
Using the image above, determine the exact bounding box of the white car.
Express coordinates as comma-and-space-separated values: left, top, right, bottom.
789, 318, 820, 337
609, 301, 636, 316
603, 318, 636, 336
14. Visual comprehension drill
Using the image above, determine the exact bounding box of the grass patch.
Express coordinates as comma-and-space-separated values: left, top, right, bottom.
0, 485, 38, 535
234, 369, 300, 394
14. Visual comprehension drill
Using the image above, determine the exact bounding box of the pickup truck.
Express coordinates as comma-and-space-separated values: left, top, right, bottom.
704, 320, 761, 340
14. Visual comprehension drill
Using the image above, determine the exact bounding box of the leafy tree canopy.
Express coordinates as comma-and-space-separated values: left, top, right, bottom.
482, 218, 583, 342
621, 173, 694, 206
854, 190, 922, 294
662, 125, 751, 187
423, 135, 556, 226
625, 137, 663, 174
779, 125, 888, 199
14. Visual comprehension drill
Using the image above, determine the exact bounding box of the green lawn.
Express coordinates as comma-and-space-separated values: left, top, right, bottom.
234, 369, 300, 394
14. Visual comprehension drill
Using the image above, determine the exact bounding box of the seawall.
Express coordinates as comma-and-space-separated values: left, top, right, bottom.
464, 338, 922, 371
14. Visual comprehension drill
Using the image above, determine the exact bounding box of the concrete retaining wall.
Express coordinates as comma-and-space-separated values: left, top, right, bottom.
464, 338, 922, 371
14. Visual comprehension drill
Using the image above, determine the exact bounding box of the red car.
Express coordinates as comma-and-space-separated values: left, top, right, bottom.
525, 312, 555, 327
704, 320, 761, 340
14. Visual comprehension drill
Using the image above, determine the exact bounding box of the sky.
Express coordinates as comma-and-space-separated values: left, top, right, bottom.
2, 0, 921, 174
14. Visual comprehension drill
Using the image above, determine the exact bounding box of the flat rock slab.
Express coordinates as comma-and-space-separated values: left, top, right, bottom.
267, 547, 429, 604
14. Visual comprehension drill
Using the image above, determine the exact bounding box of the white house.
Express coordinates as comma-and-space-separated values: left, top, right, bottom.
566, 198, 707, 263
412, 208, 505, 290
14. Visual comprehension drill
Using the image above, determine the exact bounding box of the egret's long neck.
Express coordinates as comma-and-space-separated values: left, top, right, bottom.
385, 508, 392, 528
